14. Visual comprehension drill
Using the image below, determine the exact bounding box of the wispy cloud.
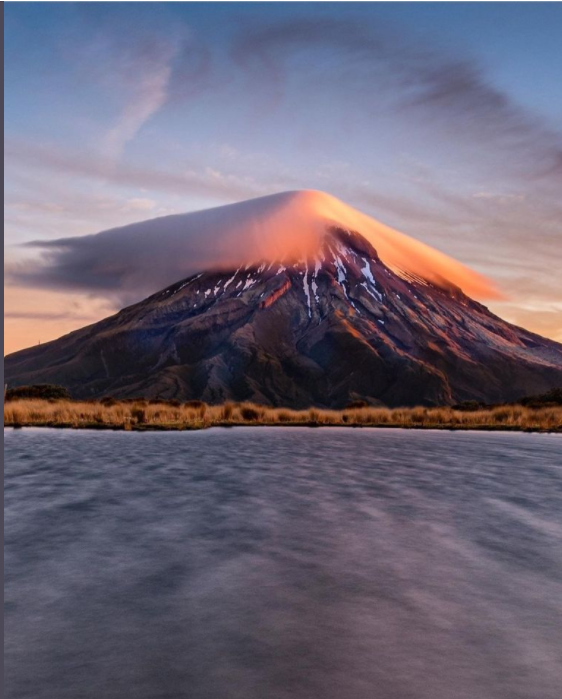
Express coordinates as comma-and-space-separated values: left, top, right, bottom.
102, 54, 174, 160
59, 9, 197, 160
230, 17, 562, 181
4, 310, 96, 322
5, 139, 261, 202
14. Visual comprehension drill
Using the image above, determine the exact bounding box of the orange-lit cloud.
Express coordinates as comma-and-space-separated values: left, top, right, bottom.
8, 190, 500, 309
280, 191, 500, 300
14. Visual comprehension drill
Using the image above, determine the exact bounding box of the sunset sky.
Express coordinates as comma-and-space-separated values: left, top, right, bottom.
5, 2, 562, 354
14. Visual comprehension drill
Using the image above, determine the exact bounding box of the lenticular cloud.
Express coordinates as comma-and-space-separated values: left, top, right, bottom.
14, 190, 499, 302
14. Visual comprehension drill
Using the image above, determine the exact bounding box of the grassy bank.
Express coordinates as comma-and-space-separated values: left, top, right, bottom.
4, 399, 562, 432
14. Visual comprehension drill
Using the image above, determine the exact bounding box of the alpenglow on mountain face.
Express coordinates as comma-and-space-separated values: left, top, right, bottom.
5, 191, 562, 407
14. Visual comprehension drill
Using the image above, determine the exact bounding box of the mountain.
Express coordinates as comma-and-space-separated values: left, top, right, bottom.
5, 192, 562, 407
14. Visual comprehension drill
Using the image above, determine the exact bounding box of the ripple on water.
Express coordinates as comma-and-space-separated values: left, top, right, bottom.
4, 427, 562, 699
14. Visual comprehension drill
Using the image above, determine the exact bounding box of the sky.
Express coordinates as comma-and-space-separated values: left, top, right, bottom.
4, 2, 562, 354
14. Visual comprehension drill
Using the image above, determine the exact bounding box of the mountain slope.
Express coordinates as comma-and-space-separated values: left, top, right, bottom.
5, 226, 562, 407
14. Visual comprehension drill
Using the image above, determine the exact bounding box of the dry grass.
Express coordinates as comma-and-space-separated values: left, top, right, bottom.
4, 399, 562, 432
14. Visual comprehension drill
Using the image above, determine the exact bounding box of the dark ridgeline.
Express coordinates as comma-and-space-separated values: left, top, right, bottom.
5, 228, 562, 407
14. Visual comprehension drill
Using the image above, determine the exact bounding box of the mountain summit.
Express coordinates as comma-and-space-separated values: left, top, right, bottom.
16, 190, 498, 302
5, 193, 562, 407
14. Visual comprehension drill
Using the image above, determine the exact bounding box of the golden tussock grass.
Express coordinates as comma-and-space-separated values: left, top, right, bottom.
4, 399, 562, 432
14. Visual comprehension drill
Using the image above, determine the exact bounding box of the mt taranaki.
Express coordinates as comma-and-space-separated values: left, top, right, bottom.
5, 191, 562, 407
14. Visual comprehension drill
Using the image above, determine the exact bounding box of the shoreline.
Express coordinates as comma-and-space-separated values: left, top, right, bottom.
5, 398, 561, 434
4, 421, 561, 435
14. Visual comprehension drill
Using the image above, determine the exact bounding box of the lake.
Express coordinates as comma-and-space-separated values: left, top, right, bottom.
4, 427, 562, 699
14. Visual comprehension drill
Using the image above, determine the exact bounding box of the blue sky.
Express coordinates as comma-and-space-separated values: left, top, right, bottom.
4, 2, 562, 351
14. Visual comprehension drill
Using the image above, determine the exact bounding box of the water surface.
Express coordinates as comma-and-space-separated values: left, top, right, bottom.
4, 428, 562, 699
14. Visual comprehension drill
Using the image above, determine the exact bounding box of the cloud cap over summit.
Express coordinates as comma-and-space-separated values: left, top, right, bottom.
11, 190, 499, 304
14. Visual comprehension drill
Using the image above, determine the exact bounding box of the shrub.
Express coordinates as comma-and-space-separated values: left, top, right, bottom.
100, 396, 118, 407
147, 397, 179, 406
410, 407, 427, 424
492, 407, 511, 423
276, 410, 293, 422
346, 400, 369, 409
520, 388, 562, 408
5, 384, 71, 401
240, 406, 260, 421
185, 400, 205, 409
452, 400, 486, 412
131, 407, 147, 424
221, 402, 234, 420
308, 408, 320, 423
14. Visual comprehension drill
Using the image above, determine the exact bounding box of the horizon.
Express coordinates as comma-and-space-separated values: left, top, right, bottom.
5, 2, 562, 354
